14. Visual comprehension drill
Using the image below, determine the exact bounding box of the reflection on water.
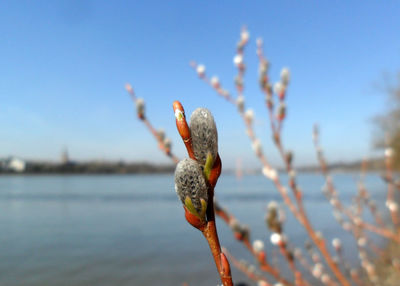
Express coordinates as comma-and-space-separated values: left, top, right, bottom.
0, 173, 388, 285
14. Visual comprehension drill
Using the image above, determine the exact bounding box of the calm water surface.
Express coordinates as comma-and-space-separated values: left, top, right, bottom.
0, 173, 388, 286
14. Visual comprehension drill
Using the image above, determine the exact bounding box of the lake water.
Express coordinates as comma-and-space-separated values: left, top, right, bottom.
0, 173, 389, 286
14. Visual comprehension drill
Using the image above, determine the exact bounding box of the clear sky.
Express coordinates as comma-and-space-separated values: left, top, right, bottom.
1, 1, 400, 169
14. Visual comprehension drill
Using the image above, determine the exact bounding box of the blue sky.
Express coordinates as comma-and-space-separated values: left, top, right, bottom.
1, 1, 400, 169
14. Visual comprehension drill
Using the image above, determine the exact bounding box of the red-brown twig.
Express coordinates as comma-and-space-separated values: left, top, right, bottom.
293, 248, 331, 286
126, 86, 236, 284
125, 83, 179, 164
313, 126, 400, 243
355, 180, 386, 228
215, 203, 292, 285
222, 247, 273, 285
126, 85, 273, 284
384, 146, 400, 230
190, 28, 351, 286
173, 101, 233, 286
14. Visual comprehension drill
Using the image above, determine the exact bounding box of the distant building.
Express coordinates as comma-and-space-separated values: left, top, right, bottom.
9, 157, 26, 172
61, 148, 70, 164
0, 159, 6, 170
0, 157, 26, 172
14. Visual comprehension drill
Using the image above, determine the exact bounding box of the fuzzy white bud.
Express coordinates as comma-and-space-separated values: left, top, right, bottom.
210, 76, 220, 88
236, 96, 245, 113
262, 166, 278, 181
357, 237, 367, 247
332, 238, 341, 249
196, 64, 206, 76
163, 138, 171, 151
267, 201, 278, 211
252, 139, 263, 157
259, 61, 269, 75
273, 82, 283, 95
277, 103, 286, 119
386, 200, 398, 212
280, 68, 290, 86
321, 274, 330, 284
244, 109, 254, 124
157, 129, 165, 142
241, 29, 250, 42
253, 239, 265, 253
229, 218, 240, 229
385, 147, 394, 158
270, 233, 282, 245
136, 98, 144, 106
330, 198, 339, 207
190, 108, 218, 166
362, 261, 374, 273
233, 54, 244, 67
136, 98, 145, 117
174, 158, 208, 215
312, 263, 323, 278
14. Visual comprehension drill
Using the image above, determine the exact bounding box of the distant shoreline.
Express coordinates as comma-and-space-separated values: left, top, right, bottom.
0, 164, 386, 176
0, 161, 175, 175
0, 157, 386, 175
